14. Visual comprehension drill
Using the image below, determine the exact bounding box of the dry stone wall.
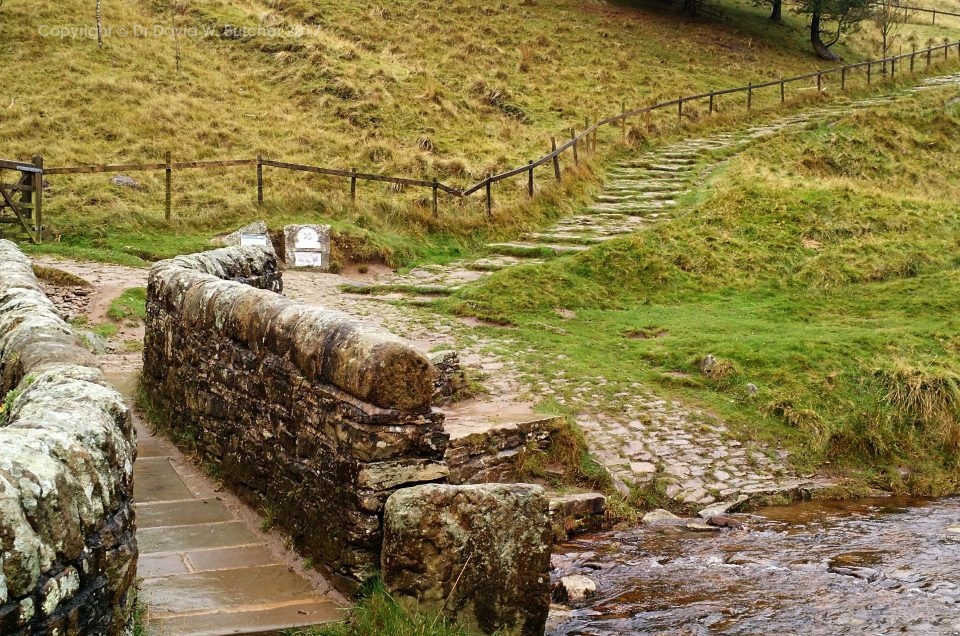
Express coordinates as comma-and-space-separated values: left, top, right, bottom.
0, 240, 137, 635
142, 246, 449, 593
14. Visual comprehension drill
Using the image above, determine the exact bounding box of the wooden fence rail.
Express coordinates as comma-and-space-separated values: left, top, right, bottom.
903, 4, 960, 23
3, 38, 959, 242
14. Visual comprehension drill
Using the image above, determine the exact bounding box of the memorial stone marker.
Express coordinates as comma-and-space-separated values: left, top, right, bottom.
284, 224, 331, 272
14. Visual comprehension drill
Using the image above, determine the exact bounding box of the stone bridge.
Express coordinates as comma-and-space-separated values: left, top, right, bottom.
0, 241, 558, 636
141, 246, 451, 593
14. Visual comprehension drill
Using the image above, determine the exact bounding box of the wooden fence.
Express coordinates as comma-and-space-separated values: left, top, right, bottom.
904, 4, 960, 24
3, 38, 960, 243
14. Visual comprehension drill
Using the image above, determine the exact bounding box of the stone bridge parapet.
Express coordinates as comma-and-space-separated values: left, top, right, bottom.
0, 240, 137, 635
142, 246, 448, 593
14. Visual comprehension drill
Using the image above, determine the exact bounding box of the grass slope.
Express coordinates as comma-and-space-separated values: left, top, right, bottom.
0, 0, 906, 264
453, 89, 960, 494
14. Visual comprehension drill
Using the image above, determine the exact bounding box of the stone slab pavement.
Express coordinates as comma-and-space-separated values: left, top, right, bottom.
105, 372, 345, 636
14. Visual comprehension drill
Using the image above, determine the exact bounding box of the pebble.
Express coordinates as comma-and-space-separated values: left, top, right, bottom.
555, 575, 597, 603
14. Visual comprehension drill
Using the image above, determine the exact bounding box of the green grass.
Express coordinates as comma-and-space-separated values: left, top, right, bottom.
287, 579, 468, 636
1, 374, 36, 426
107, 287, 148, 322
451, 89, 960, 495
5, 0, 951, 265
90, 322, 120, 339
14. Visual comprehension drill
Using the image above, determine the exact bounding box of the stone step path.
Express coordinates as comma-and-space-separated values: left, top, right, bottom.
135, 419, 344, 636
100, 373, 344, 636
346, 74, 960, 301
332, 72, 960, 507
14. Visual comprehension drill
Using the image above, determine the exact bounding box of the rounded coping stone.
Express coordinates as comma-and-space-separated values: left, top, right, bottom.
151, 247, 436, 411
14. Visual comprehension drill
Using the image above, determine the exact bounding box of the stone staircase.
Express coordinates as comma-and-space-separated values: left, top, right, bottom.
339, 84, 954, 300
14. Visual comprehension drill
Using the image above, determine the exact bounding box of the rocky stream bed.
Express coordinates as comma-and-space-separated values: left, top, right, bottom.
549, 496, 960, 635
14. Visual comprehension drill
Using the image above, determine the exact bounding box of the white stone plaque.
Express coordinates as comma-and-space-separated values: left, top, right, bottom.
295, 227, 322, 249
295, 252, 324, 268
240, 234, 270, 248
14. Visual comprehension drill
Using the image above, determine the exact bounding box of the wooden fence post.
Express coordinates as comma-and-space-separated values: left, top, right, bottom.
486, 180, 492, 218
256, 154, 263, 206
584, 117, 590, 153
432, 180, 439, 216
932, 9, 937, 25
841, 66, 846, 90
621, 102, 627, 141
165, 151, 172, 221
867, 61, 872, 85
780, 77, 785, 103
551, 137, 561, 180
527, 161, 534, 198
911, 45, 916, 73
928, 46, 932, 67
747, 84, 752, 111
678, 97, 683, 121
891, 56, 896, 79
571, 129, 579, 166
709, 92, 715, 114
31, 155, 43, 243
350, 168, 357, 201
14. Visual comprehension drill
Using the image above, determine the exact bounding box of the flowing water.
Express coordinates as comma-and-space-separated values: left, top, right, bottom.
549, 497, 960, 635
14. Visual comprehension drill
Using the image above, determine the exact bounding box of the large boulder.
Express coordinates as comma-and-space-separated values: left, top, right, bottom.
382, 484, 552, 636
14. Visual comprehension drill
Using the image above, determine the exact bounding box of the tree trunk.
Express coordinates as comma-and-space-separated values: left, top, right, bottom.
770, 0, 782, 21
810, 10, 841, 60
96, 0, 103, 49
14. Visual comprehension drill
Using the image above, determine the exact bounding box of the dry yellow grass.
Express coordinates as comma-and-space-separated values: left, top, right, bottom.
1, 0, 958, 262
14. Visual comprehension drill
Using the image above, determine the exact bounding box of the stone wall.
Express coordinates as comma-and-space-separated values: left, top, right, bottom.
142, 246, 449, 594
0, 240, 137, 635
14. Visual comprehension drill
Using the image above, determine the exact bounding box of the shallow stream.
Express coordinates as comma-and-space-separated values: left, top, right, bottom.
549, 497, 960, 635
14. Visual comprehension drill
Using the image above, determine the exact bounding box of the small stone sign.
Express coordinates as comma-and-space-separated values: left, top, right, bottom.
240, 234, 270, 248
218, 220, 269, 247
283, 224, 331, 272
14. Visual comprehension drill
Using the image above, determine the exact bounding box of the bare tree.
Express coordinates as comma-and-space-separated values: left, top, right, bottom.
873, 0, 911, 74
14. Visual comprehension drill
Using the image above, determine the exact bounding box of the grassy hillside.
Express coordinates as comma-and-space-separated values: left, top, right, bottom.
0, 0, 936, 264
453, 88, 960, 494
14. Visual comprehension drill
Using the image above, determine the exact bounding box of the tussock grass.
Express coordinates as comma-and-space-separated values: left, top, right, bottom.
288, 579, 467, 636
877, 362, 960, 454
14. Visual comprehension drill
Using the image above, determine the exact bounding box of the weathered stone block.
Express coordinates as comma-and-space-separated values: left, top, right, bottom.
217, 220, 270, 247
382, 484, 552, 636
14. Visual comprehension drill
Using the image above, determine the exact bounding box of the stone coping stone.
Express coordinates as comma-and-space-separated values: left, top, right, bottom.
149, 246, 436, 411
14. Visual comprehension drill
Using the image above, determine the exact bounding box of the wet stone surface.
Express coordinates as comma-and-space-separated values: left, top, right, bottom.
549, 497, 960, 635
132, 421, 343, 635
